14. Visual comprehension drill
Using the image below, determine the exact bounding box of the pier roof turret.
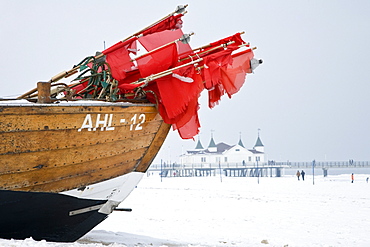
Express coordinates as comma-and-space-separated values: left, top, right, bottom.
238, 133, 245, 148
208, 137, 216, 148
195, 138, 204, 149
207, 131, 217, 152
254, 136, 264, 147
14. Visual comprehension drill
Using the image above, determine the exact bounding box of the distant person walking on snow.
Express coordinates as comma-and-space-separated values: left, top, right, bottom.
301, 170, 305, 181
367, 177, 369, 183
351, 173, 354, 183
296, 170, 301, 181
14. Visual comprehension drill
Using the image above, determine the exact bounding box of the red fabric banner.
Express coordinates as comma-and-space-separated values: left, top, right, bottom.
195, 33, 247, 59
103, 37, 137, 55
141, 14, 183, 36
102, 38, 137, 81
209, 33, 245, 48
174, 102, 201, 139
152, 68, 203, 119
207, 84, 224, 109
117, 68, 142, 93
103, 15, 184, 82
220, 49, 254, 97
200, 47, 235, 108
138, 29, 192, 56
198, 38, 246, 108
136, 42, 178, 77
144, 65, 203, 139
101, 29, 254, 139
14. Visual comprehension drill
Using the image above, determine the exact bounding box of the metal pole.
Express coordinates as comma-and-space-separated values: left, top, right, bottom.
218, 160, 223, 183
312, 160, 315, 185
256, 157, 260, 184
160, 159, 163, 182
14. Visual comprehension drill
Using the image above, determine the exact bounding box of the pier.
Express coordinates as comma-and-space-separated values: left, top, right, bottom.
281, 160, 370, 168
160, 168, 217, 177
153, 163, 286, 178
150, 160, 370, 178
156, 166, 283, 178
223, 167, 283, 177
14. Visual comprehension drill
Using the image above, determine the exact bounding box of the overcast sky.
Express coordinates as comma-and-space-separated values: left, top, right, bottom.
1, 0, 370, 163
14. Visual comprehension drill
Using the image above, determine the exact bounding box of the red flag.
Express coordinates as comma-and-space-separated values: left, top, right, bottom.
155, 88, 201, 140
174, 103, 201, 139
209, 33, 245, 48
193, 33, 247, 59
139, 29, 192, 56
117, 82, 144, 94
136, 42, 178, 77
141, 14, 183, 36
102, 14, 183, 82
199, 41, 242, 108
151, 67, 203, 119
102, 38, 137, 81
208, 84, 224, 109
144, 65, 203, 139
201, 48, 234, 90
117, 68, 141, 83
146, 85, 200, 140
220, 49, 254, 97
116, 68, 142, 94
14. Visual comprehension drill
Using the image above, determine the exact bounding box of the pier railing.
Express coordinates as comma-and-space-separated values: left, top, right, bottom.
149, 160, 370, 170
149, 161, 288, 170
276, 160, 370, 168
148, 161, 286, 177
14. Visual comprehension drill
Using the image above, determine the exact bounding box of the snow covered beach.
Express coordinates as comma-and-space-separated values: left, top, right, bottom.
1, 172, 369, 247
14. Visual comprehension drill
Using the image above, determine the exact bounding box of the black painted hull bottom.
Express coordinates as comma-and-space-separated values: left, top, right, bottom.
0, 190, 108, 242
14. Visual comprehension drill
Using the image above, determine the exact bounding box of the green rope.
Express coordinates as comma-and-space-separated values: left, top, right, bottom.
71, 56, 120, 101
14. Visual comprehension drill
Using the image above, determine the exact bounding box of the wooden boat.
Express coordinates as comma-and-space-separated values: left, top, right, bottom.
0, 5, 261, 242
0, 98, 170, 242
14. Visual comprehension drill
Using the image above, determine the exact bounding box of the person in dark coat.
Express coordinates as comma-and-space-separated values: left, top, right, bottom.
301, 170, 305, 181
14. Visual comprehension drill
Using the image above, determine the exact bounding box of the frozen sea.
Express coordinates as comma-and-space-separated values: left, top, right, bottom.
1, 171, 369, 247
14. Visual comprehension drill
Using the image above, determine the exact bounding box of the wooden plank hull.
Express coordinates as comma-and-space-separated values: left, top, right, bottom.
0, 100, 171, 242
0, 101, 170, 193
0, 57, 179, 241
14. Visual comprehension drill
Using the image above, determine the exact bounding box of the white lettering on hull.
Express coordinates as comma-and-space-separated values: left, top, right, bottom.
78, 113, 146, 132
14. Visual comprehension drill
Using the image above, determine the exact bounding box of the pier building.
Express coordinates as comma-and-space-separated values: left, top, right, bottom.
179, 134, 265, 167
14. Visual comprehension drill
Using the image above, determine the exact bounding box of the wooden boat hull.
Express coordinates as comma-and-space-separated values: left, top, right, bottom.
0, 100, 170, 241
